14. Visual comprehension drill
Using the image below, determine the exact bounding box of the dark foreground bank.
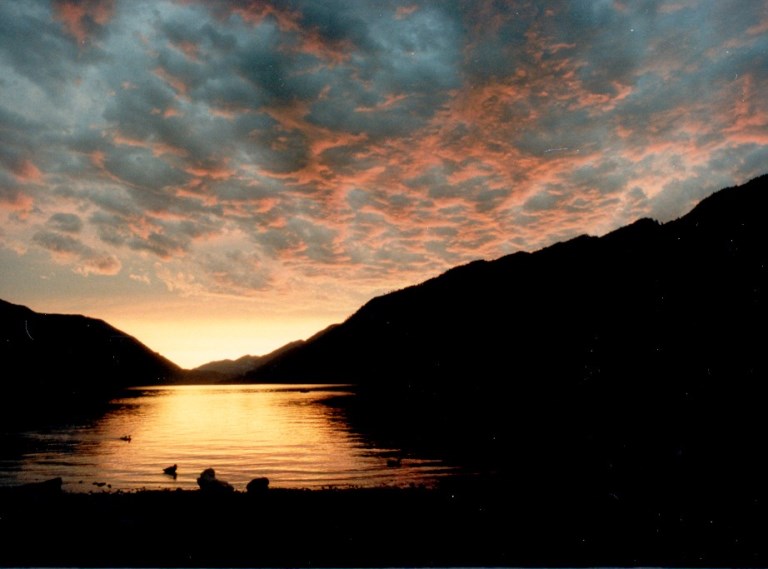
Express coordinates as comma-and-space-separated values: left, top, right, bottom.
2, 477, 768, 568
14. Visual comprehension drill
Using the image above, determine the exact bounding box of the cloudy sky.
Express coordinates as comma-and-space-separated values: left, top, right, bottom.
1, 0, 767, 367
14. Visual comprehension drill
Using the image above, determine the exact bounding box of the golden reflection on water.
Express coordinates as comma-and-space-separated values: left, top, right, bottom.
6, 385, 455, 491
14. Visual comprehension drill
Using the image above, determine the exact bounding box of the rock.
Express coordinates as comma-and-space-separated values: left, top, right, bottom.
18, 477, 63, 495
196, 468, 234, 494
163, 464, 178, 476
246, 477, 270, 495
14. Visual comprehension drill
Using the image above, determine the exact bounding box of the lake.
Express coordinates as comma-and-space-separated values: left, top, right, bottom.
0, 384, 460, 492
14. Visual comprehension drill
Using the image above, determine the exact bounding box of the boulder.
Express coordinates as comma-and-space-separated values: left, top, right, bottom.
19, 477, 63, 495
196, 468, 234, 494
246, 477, 270, 495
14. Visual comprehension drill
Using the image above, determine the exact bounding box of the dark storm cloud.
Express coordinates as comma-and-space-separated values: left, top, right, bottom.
290, 0, 374, 50
0, 105, 37, 136
712, 145, 768, 180
52, 0, 115, 44
102, 147, 189, 202
152, 6, 328, 112
249, 214, 341, 265
33, 229, 88, 256
236, 116, 311, 174
86, 186, 142, 219
153, 1, 463, 140
523, 190, 561, 213
2, 0, 768, 303
128, 231, 187, 259
0, 104, 44, 181
0, 3, 83, 93
90, 211, 131, 246
570, 160, 631, 196
102, 79, 178, 140
47, 212, 83, 233
405, 164, 454, 194
649, 143, 768, 223
614, 22, 767, 143
0, 171, 22, 204
235, 42, 326, 107
549, 2, 649, 95
319, 145, 378, 176
304, 4, 463, 138
32, 229, 121, 275
198, 249, 273, 293
459, 1, 535, 81
87, 188, 223, 258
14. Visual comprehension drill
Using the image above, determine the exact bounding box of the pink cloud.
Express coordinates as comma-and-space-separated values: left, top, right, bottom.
12, 159, 43, 183
32, 229, 122, 275
170, 39, 200, 61
75, 254, 122, 276
747, 19, 768, 36
230, 3, 301, 31
721, 74, 768, 144
113, 131, 188, 159
354, 94, 411, 113
395, 6, 419, 20
288, 31, 353, 65
209, 107, 240, 120
52, 0, 114, 45
88, 150, 106, 169
0, 192, 34, 215
658, 3, 688, 14
184, 163, 236, 181
153, 67, 189, 97
226, 2, 353, 64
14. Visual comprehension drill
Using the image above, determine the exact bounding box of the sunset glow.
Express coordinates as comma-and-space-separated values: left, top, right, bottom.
1, 1, 766, 367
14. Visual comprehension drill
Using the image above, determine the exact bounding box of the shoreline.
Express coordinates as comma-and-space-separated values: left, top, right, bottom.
2, 481, 767, 567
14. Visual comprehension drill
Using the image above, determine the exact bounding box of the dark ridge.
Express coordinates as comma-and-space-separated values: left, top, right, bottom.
232, 175, 768, 569
218, 339, 308, 383
193, 354, 263, 375
247, 173, 767, 386
0, 299, 182, 417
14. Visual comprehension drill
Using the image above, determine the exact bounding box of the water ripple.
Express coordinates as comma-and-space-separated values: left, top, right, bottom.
1, 384, 460, 491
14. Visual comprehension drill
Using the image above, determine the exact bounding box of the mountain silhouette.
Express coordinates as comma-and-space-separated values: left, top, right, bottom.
186, 340, 306, 383
238, 174, 768, 544
244, 174, 767, 390
0, 299, 181, 412
194, 354, 263, 376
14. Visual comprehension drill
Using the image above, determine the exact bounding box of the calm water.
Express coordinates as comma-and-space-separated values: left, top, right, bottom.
0, 384, 458, 491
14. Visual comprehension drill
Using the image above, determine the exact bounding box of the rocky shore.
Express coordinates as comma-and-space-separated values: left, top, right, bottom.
2, 476, 768, 567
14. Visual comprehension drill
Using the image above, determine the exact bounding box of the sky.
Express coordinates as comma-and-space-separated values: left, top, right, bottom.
1, 0, 767, 368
